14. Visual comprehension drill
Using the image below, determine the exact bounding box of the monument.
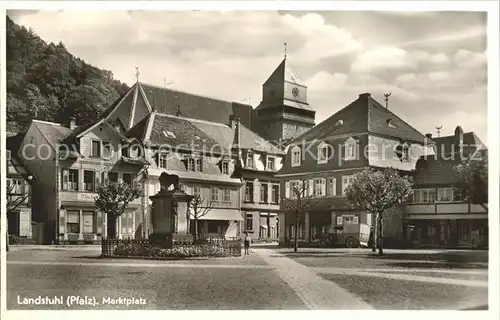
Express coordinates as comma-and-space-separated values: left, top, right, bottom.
149, 173, 194, 248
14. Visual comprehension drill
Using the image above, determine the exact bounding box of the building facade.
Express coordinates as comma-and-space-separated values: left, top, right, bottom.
405, 126, 488, 249
16, 118, 148, 244
6, 133, 37, 242
276, 93, 434, 247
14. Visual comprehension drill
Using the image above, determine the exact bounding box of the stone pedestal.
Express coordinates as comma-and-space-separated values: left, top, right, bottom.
149, 173, 194, 248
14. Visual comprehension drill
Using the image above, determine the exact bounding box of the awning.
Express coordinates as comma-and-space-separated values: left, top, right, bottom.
193, 209, 243, 221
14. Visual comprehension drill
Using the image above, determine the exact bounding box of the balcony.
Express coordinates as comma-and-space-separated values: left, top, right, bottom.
405, 201, 487, 219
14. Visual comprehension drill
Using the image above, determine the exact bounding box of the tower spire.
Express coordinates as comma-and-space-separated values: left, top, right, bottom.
284, 42, 288, 59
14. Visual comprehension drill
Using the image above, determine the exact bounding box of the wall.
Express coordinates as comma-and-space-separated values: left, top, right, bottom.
368, 135, 434, 170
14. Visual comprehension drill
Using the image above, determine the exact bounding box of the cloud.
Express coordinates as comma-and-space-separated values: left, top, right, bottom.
453, 49, 487, 68
306, 71, 348, 91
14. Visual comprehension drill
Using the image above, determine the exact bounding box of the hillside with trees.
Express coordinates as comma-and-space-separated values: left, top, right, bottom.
6, 15, 129, 133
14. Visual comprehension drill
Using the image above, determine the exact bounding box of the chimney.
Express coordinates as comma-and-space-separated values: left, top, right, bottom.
69, 117, 76, 130
425, 133, 432, 139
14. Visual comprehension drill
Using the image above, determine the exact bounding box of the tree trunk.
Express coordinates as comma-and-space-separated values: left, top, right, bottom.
294, 210, 299, 252
377, 213, 384, 255
194, 218, 198, 243
372, 213, 378, 252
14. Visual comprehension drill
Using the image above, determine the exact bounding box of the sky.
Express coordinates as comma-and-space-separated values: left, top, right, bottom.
9, 9, 488, 144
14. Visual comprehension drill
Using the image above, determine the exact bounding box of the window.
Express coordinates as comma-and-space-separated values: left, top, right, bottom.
121, 146, 129, 158
317, 143, 329, 164
387, 119, 397, 128
342, 175, 354, 196
290, 180, 301, 198
83, 170, 95, 192
313, 178, 325, 197
121, 212, 134, 235
163, 131, 176, 138
245, 213, 253, 231
223, 189, 231, 202
327, 177, 337, 196
193, 186, 201, 197
108, 172, 118, 183
335, 120, 344, 127
412, 189, 436, 203
437, 188, 456, 202
67, 210, 80, 234
103, 141, 112, 159
158, 152, 168, 169
222, 161, 229, 175
187, 158, 195, 171
196, 158, 203, 172
260, 183, 268, 202
345, 141, 356, 160
210, 187, 219, 202
82, 211, 94, 233
122, 173, 133, 185
459, 222, 469, 241
62, 169, 79, 191
245, 182, 254, 202
272, 185, 280, 203
395, 144, 410, 162
91, 140, 101, 158
267, 157, 275, 171
8, 179, 24, 194
291, 146, 301, 167
207, 221, 219, 234
343, 216, 355, 224
246, 153, 254, 168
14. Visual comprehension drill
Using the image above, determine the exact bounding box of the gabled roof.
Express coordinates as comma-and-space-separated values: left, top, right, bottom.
32, 120, 74, 151
101, 81, 258, 132
6, 133, 38, 181
290, 93, 428, 145
62, 118, 130, 145
432, 131, 486, 154
136, 112, 284, 155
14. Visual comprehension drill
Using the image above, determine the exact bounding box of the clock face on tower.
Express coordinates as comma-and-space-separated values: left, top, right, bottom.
292, 87, 300, 97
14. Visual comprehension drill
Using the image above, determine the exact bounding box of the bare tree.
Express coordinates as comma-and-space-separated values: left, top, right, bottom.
282, 179, 316, 252
6, 182, 31, 215
190, 194, 215, 242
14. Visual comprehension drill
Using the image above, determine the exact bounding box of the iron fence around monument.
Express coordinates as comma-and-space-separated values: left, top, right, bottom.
101, 237, 242, 258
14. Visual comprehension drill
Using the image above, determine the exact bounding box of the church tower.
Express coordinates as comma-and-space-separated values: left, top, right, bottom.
255, 57, 315, 144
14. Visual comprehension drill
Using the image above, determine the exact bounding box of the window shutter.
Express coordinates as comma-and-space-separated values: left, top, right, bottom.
332, 178, 337, 196
321, 178, 326, 196
96, 211, 103, 234
59, 210, 66, 234
285, 182, 290, 198
353, 216, 359, 224
62, 169, 68, 190
308, 179, 314, 196
336, 216, 343, 225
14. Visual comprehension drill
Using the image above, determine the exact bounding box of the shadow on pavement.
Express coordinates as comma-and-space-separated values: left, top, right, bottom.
362, 252, 488, 263
387, 261, 488, 269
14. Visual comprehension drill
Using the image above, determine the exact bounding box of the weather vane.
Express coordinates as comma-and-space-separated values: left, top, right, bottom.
383, 93, 392, 109
436, 126, 443, 138
284, 42, 288, 58
135, 67, 140, 82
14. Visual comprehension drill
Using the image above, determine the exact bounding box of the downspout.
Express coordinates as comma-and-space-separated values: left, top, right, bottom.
55, 143, 60, 245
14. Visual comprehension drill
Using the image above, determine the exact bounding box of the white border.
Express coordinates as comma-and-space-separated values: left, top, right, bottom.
0, 2, 498, 320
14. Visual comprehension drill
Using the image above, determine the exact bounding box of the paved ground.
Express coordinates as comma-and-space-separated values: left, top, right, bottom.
6, 245, 489, 310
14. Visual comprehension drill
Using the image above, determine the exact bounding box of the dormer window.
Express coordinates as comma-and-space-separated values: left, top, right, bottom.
157, 151, 168, 169
291, 146, 301, 167
187, 158, 196, 171
387, 119, 397, 128
246, 153, 254, 168
121, 146, 129, 158
266, 156, 275, 171
91, 140, 101, 158
317, 142, 329, 164
344, 137, 357, 161
196, 158, 203, 172
163, 131, 176, 139
222, 161, 229, 175
335, 120, 344, 127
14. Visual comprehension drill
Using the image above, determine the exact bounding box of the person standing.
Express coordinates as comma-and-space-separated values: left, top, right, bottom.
244, 232, 251, 255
